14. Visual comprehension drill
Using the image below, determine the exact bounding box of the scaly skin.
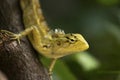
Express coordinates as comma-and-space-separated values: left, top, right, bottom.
1, 0, 89, 79
20, 0, 89, 58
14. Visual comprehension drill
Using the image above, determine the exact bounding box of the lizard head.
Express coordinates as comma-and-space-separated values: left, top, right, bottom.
51, 32, 89, 58
41, 29, 89, 58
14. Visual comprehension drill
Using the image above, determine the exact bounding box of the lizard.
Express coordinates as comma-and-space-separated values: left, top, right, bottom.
1, 0, 89, 79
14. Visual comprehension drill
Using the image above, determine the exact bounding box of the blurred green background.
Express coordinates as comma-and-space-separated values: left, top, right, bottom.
40, 0, 120, 80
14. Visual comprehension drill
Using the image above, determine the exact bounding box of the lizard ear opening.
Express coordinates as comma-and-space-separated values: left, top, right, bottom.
43, 44, 51, 49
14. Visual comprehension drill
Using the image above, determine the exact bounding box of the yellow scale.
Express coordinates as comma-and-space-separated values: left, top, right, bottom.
1, 0, 89, 79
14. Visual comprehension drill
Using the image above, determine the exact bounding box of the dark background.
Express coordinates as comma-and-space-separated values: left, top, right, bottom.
40, 0, 120, 80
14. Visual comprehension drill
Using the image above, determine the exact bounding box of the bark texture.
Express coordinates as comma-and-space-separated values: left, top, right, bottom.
0, 0, 50, 80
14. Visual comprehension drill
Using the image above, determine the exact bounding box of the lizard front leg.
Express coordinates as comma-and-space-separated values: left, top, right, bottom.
0, 26, 36, 44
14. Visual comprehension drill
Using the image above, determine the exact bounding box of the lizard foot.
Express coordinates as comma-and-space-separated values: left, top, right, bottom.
0, 30, 21, 44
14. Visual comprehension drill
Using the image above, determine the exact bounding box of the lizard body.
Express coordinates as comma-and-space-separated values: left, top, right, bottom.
20, 0, 89, 58
1, 0, 89, 78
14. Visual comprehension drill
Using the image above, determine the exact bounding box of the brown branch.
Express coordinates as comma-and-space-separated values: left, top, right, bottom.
0, 0, 50, 80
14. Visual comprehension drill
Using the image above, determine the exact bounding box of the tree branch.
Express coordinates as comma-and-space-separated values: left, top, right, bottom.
0, 0, 50, 80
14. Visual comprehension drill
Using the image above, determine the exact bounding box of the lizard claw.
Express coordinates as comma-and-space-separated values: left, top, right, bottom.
0, 30, 21, 44
11, 34, 21, 44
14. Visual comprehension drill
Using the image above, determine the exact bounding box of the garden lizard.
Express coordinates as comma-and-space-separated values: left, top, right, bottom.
1, 0, 89, 79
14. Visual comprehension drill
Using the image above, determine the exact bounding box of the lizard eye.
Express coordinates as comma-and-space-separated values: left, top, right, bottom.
69, 38, 76, 43
70, 39, 74, 42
